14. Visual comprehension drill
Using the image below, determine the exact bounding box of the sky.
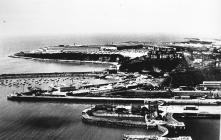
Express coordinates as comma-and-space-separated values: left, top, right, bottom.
0, 0, 221, 38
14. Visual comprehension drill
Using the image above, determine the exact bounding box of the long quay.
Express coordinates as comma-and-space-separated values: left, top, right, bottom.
0, 71, 104, 79
7, 95, 221, 106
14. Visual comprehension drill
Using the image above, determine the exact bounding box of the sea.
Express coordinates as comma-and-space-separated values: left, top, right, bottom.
0, 34, 220, 140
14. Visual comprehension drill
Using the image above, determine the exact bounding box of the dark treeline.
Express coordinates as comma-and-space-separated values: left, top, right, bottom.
162, 67, 221, 88
119, 57, 183, 73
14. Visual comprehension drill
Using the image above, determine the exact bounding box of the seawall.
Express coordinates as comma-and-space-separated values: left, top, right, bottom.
81, 107, 147, 128
82, 107, 169, 137
7, 95, 221, 106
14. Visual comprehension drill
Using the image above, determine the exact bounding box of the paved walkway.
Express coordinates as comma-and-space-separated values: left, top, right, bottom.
159, 105, 221, 115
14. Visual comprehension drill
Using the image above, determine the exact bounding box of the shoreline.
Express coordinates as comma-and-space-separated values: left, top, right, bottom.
8, 55, 119, 66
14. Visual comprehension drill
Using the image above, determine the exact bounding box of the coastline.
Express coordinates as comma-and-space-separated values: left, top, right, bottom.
8, 55, 119, 67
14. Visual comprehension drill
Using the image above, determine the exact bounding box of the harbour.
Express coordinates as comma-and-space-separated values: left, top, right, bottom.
1, 0, 221, 138
0, 35, 221, 140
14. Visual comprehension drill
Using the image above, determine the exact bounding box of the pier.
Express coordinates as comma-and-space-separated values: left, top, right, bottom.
81, 105, 190, 139
7, 94, 221, 106
81, 107, 147, 128
79, 100, 221, 140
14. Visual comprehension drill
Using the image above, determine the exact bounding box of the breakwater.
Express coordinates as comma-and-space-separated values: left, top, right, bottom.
81, 107, 184, 138
0, 71, 104, 79
7, 95, 221, 106
7, 95, 146, 104
82, 107, 147, 128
